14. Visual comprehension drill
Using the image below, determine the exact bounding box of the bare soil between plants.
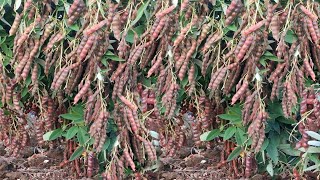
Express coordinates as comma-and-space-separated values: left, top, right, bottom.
0, 142, 270, 180
0, 144, 68, 180
155, 146, 268, 180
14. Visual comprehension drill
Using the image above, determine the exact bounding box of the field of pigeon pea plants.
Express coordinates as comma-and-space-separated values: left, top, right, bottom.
0, 0, 320, 179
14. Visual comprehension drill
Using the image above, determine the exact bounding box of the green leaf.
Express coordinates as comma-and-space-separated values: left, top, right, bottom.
60, 113, 83, 123
87, 138, 95, 146
284, 30, 298, 44
226, 24, 237, 31
0, 0, 11, 6
267, 101, 283, 119
69, 146, 84, 161
306, 131, 320, 141
69, 24, 79, 31
266, 141, 279, 163
269, 121, 280, 134
263, 51, 274, 57
261, 138, 269, 151
0, 37, 6, 44
21, 86, 28, 98
228, 105, 242, 116
259, 58, 267, 67
1, 43, 12, 57
260, 54, 283, 62
106, 55, 124, 61
126, 30, 135, 43
308, 140, 320, 147
104, 51, 124, 61
77, 127, 89, 146
200, 129, 220, 141
25, 75, 32, 86
133, 25, 146, 36
181, 76, 188, 87
131, 0, 150, 26
101, 139, 111, 152
101, 56, 108, 66
177, 89, 186, 103
235, 128, 246, 145
299, 146, 320, 153
71, 104, 84, 115
279, 151, 288, 163
276, 116, 295, 124
266, 161, 274, 176
227, 146, 242, 161
143, 78, 151, 87
223, 126, 236, 141
218, 114, 241, 122
304, 164, 320, 172
308, 153, 320, 164
43, 128, 63, 141
223, 27, 230, 35
125, 25, 146, 43
66, 126, 79, 140
278, 144, 300, 156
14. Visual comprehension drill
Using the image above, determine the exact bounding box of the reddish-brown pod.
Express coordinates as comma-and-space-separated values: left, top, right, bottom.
173, 16, 198, 47
188, 64, 195, 84
74, 78, 91, 104
118, 95, 138, 111
231, 81, 248, 104
85, 20, 108, 36
9, 13, 22, 36
156, 5, 176, 19
265, 3, 277, 28
112, 14, 122, 41
305, 18, 318, 43
111, 63, 126, 81
21, 59, 32, 81
202, 32, 223, 53
226, 0, 238, 17
68, 0, 80, 17
303, 58, 316, 81
197, 23, 211, 45
245, 152, 252, 178
236, 35, 254, 61
299, 5, 318, 21
79, 34, 96, 61
242, 20, 266, 36
270, 15, 280, 41
128, 42, 151, 64
31, 64, 38, 84
178, 39, 197, 80
87, 151, 94, 178
151, 16, 167, 41
147, 48, 165, 77
293, 168, 300, 180
209, 67, 227, 90
269, 63, 285, 82
123, 148, 136, 171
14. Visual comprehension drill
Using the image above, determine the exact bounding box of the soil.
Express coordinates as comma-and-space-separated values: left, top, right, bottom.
0, 143, 69, 180
0, 140, 269, 180
153, 147, 267, 180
